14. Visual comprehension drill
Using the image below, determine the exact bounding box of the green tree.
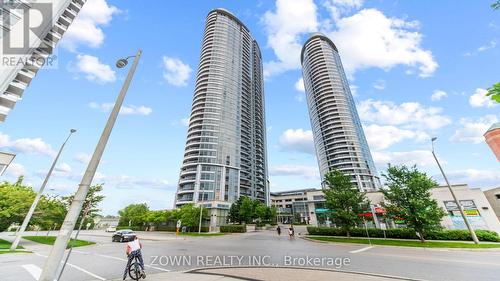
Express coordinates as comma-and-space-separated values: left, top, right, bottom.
239, 196, 255, 224
63, 184, 105, 228
255, 202, 268, 222
270, 206, 278, 225
492, 1, 500, 10
487, 82, 500, 103
145, 210, 167, 228
118, 203, 150, 227
381, 165, 446, 242
323, 170, 369, 237
0, 177, 36, 231
178, 204, 208, 230
228, 196, 244, 223
0, 178, 68, 231
32, 196, 67, 230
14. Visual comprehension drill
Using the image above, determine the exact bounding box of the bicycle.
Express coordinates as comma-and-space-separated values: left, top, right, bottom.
127, 254, 146, 280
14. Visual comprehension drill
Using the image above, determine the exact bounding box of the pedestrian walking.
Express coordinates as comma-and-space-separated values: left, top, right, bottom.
277, 225, 281, 236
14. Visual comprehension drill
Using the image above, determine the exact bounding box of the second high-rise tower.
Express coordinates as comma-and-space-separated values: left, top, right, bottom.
175, 9, 269, 224
301, 33, 380, 191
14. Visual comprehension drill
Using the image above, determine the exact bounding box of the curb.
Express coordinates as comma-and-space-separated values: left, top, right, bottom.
302, 235, 500, 252
186, 266, 428, 281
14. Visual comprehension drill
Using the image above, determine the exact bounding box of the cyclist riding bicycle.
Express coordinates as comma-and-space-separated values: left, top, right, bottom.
123, 236, 145, 280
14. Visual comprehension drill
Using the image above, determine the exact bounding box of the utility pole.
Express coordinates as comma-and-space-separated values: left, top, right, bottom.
431, 137, 479, 244
57, 201, 91, 280
10, 129, 76, 251
198, 189, 205, 233
39, 50, 142, 281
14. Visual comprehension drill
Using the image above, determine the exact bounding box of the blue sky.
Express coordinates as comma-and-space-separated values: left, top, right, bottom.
1, 0, 499, 215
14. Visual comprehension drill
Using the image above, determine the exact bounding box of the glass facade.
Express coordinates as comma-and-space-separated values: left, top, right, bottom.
175, 9, 269, 208
300, 33, 380, 191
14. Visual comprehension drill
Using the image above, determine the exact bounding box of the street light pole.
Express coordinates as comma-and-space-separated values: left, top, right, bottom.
198, 189, 204, 234
39, 49, 142, 281
10, 129, 76, 251
431, 137, 479, 244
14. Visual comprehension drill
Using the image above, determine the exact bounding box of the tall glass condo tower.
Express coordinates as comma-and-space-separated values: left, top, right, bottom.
174, 9, 269, 226
301, 33, 380, 191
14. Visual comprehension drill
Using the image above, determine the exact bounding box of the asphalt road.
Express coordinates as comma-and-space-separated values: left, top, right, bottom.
1, 230, 500, 281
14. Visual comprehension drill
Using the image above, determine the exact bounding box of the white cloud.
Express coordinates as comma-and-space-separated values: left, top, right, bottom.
279, 129, 314, 154
323, 0, 364, 20
431, 90, 447, 101
443, 169, 500, 189
372, 150, 435, 167
96, 174, 172, 190
75, 55, 116, 83
74, 153, 91, 164
349, 85, 358, 96
89, 102, 152, 116
363, 124, 429, 150
373, 80, 385, 90
180, 118, 190, 126
162, 56, 192, 87
261, 1, 436, 79
4, 163, 26, 178
358, 99, 451, 130
269, 164, 319, 179
328, 9, 437, 78
55, 162, 72, 173
0, 132, 56, 157
450, 115, 498, 144
61, 0, 119, 51
262, 0, 318, 77
469, 88, 497, 108
295, 77, 305, 92
477, 39, 497, 52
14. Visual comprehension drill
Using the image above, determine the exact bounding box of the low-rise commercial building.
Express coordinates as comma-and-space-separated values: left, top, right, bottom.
271, 184, 500, 234
93, 215, 119, 229
484, 187, 500, 222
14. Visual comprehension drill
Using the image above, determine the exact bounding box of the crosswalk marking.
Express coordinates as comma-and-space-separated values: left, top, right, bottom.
349, 246, 374, 253
22, 264, 41, 280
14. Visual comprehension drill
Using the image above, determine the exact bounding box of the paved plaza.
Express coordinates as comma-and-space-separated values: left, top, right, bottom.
1, 230, 500, 281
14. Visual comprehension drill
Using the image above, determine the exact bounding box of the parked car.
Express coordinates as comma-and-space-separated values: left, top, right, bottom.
105, 226, 117, 232
112, 229, 136, 242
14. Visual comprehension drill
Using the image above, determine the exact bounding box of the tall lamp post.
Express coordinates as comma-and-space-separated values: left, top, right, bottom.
198, 189, 205, 233
431, 137, 479, 244
39, 49, 142, 281
10, 129, 76, 251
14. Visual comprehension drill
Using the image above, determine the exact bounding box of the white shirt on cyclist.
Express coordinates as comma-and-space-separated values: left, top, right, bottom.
127, 239, 141, 253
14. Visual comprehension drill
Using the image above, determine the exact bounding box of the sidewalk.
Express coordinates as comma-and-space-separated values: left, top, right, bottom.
121, 267, 425, 281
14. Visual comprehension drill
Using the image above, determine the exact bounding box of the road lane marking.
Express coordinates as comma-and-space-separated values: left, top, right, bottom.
22, 264, 41, 280
349, 246, 374, 253
146, 265, 171, 272
64, 263, 105, 280
96, 253, 172, 272
77, 251, 171, 272
32, 252, 106, 280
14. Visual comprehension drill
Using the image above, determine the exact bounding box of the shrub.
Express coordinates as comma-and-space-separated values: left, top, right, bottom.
476, 229, 500, 242
117, 226, 144, 231
307, 227, 500, 242
156, 225, 177, 232
220, 224, 246, 233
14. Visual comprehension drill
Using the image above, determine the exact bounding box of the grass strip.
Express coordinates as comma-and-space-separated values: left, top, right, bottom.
307, 236, 500, 248
23, 236, 95, 248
